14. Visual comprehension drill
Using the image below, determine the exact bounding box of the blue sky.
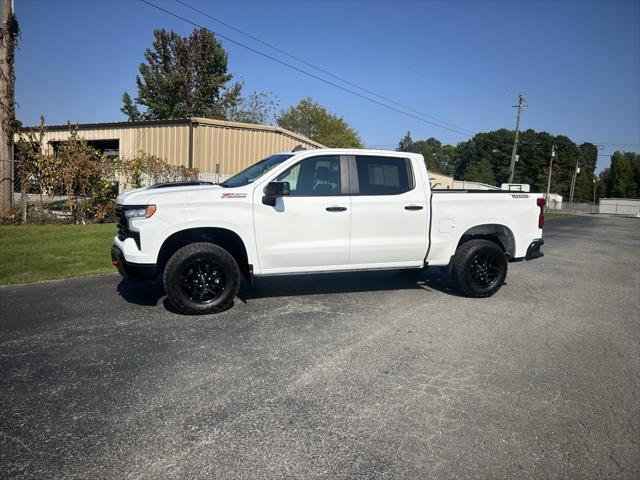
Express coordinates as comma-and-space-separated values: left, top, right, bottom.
14, 0, 640, 171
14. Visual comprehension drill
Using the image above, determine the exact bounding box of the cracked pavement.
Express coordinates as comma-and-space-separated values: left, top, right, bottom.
1, 215, 639, 479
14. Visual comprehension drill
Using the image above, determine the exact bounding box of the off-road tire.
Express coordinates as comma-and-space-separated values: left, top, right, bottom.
451, 239, 507, 298
163, 242, 240, 315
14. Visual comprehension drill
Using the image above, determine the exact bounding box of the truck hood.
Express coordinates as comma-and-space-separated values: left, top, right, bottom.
117, 183, 224, 206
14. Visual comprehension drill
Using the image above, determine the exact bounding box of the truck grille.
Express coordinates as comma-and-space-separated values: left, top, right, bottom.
115, 205, 141, 249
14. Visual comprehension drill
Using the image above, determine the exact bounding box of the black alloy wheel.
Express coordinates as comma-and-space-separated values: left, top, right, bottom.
163, 242, 240, 315
467, 251, 502, 290
180, 257, 227, 304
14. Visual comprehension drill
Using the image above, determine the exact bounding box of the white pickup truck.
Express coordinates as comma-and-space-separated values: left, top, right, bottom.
112, 148, 545, 314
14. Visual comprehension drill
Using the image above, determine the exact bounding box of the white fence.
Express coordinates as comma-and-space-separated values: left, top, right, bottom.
599, 198, 640, 217
558, 202, 598, 214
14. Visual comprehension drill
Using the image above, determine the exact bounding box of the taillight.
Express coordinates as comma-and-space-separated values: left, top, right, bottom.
537, 198, 545, 229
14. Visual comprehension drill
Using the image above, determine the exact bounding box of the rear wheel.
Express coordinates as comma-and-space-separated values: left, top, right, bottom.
451, 239, 507, 298
163, 242, 240, 314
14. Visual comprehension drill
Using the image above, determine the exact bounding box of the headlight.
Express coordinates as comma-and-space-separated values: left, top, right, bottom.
125, 205, 156, 219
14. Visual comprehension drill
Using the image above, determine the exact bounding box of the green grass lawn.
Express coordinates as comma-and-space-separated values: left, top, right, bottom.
0, 223, 117, 285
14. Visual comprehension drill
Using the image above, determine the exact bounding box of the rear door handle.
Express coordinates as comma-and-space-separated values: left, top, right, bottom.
326, 206, 347, 212
404, 205, 424, 211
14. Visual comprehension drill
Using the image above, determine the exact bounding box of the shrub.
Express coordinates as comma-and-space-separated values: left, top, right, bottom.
121, 152, 198, 189
14, 122, 199, 224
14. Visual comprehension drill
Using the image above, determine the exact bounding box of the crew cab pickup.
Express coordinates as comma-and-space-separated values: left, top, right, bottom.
112, 148, 545, 314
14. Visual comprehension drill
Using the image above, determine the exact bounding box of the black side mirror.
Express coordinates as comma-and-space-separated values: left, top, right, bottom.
262, 181, 290, 206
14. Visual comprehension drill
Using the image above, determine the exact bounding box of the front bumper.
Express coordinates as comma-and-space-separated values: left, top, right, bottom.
111, 245, 157, 282
525, 239, 544, 260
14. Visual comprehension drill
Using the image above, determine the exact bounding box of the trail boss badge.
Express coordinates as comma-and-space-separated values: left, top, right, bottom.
221, 193, 247, 199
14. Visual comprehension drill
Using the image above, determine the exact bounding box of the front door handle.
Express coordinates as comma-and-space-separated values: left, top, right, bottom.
404, 205, 424, 211
326, 206, 347, 212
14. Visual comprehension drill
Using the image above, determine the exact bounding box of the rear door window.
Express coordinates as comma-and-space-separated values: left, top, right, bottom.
355, 156, 413, 195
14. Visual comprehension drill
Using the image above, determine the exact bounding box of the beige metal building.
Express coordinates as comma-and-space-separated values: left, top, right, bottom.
428, 171, 454, 189
16, 117, 323, 182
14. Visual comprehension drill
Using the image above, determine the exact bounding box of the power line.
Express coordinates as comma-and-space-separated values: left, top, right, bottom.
138, 0, 473, 137
173, 0, 476, 136
589, 143, 640, 147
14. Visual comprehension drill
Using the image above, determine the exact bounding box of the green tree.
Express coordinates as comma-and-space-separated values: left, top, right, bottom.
455, 129, 514, 184
463, 158, 496, 185
573, 142, 598, 202
454, 129, 601, 197
608, 152, 636, 198
226, 89, 279, 125
630, 153, 640, 198
395, 128, 630, 200
277, 98, 362, 147
122, 28, 276, 123
396, 131, 456, 174
598, 167, 611, 197
121, 93, 142, 121
397, 132, 413, 152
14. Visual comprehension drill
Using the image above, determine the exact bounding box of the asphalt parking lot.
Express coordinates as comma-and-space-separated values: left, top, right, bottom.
1, 215, 638, 479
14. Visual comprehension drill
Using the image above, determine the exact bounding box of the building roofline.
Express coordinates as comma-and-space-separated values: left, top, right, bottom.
19, 118, 188, 132
19, 117, 325, 148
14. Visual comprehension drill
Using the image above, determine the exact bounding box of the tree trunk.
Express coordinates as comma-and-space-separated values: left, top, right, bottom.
0, 0, 14, 214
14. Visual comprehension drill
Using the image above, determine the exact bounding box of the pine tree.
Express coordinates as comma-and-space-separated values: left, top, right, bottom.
121, 28, 277, 123
463, 158, 496, 185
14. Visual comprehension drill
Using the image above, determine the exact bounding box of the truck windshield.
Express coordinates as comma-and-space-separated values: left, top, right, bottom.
221, 154, 293, 188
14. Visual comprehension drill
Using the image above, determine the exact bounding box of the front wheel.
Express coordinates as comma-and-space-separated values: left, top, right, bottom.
451, 239, 508, 298
163, 242, 240, 315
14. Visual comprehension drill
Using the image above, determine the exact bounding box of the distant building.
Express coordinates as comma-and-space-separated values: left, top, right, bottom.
546, 193, 563, 210
429, 172, 454, 189
452, 180, 500, 191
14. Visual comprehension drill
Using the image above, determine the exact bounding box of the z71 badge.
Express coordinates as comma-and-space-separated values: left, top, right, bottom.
221, 193, 247, 199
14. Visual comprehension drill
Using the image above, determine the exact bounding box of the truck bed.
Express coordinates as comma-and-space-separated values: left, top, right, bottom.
432, 189, 522, 194
426, 190, 544, 266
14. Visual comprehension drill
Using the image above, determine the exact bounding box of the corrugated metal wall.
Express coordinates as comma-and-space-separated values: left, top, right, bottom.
16, 117, 322, 176
134, 124, 190, 166
193, 119, 320, 175
34, 124, 191, 166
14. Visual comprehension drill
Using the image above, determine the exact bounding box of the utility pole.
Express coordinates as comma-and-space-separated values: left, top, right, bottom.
0, 0, 14, 214
569, 159, 580, 209
508, 93, 526, 183
545, 144, 557, 208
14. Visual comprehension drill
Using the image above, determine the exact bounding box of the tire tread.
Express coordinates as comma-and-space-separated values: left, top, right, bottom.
451, 238, 507, 298
163, 242, 240, 315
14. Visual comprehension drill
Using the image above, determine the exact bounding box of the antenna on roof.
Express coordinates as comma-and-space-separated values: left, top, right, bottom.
292, 144, 307, 152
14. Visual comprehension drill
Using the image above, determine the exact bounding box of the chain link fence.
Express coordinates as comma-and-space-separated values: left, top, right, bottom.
554, 202, 599, 214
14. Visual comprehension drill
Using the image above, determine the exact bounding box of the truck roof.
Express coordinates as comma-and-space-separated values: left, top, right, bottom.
276, 147, 423, 158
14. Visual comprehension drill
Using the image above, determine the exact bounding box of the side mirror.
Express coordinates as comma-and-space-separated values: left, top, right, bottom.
262, 181, 290, 206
